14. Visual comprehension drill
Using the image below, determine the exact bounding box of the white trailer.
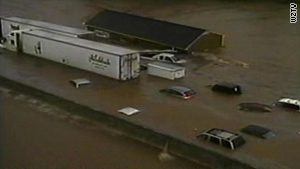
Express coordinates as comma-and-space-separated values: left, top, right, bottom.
147, 61, 185, 80
0, 17, 94, 38
4, 29, 140, 80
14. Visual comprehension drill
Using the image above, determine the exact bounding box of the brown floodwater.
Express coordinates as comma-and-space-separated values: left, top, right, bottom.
0, 0, 299, 168
0, 87, 206, 169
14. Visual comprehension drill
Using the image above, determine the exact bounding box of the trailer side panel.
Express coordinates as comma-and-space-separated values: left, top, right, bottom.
22, 32, 124, 80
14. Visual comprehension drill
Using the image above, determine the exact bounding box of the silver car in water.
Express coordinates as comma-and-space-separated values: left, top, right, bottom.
160, 86, 196, 100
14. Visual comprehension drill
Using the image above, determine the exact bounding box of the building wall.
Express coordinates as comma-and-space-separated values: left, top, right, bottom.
86, 26, 224, 53
188, 32, 224, 53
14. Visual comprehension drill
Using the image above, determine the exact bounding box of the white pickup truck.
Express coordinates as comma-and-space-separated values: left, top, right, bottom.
141, 53, 186, 65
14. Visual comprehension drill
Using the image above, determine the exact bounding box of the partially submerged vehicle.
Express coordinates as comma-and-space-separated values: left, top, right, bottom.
196, 128, 245, 150
241, 125, 275, 139
118, 107, 140, 116
70, 78, 91, 88
276, 98, 300, 111
211, 82, 242, 95
160, 86, 196, 100
239, 103, 273, 112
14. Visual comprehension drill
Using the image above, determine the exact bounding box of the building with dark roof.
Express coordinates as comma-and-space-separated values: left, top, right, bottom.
84, 9, 224, 53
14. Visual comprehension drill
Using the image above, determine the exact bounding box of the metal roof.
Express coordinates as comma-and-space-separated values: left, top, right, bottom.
84, 9, 207, 49
2, 17, 93, 37
24, 29, 138, 56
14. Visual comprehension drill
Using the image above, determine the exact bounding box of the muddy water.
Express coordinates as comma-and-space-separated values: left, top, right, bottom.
0, 87, 205, 169
0, 0, 300, 168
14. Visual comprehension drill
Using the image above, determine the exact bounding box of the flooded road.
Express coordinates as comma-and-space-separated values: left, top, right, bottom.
0, 0, 300, 168
0, 87, 205, 169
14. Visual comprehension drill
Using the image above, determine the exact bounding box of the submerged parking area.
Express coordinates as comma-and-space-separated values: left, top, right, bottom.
0, 46, 299, 169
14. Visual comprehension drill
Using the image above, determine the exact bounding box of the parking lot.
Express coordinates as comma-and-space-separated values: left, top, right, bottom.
1, 0, 300, 168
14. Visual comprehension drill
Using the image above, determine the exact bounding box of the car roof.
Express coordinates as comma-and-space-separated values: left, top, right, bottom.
241, 125, 275, 138
278, 98, 300, 106
239, 103, 273, 111
214, 82, 240, 88
204, 128, 241, 141
169, 86, 193, 92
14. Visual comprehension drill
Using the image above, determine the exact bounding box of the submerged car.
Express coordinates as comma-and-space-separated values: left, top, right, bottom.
196, 128, 245, 150
241, 125, 275, 139
70, 78, 91, 88
276, 98, 300, 111
160, 86, 196, 100
239, 103, 273, 112
118, 107, 140, 116
211, 82, 242, 95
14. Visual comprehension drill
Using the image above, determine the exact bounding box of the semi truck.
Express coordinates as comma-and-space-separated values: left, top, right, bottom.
1, 29, 140, 80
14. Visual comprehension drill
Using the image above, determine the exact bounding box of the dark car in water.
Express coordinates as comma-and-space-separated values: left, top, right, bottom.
160, 86, 196, 100
211, 82, 242, 95
239, 103, 273, 112
241, 125, 275, 139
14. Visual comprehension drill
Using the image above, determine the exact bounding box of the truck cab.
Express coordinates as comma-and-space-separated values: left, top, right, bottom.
154, 53, 186, 64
